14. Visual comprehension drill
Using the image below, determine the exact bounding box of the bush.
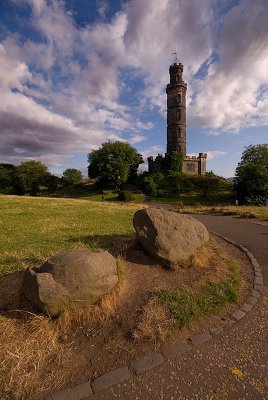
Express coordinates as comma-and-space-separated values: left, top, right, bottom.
118, 191, 135, 202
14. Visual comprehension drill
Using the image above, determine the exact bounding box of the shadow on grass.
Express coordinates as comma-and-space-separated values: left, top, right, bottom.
68, 233, 134, 254
69, 234, 162, 267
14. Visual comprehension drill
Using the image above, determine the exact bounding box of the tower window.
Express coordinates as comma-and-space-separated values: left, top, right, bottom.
178, 128, 181, 138
177, 109, 181, 120
177, 94, 181, 103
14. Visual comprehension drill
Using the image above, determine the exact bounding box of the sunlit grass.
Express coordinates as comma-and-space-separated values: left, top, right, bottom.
157, 260, 241, 329
175, 204, 268, 219
0, 195, 141, 275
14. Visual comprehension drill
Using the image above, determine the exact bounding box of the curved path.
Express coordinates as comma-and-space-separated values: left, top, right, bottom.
91, 214, 268, 400
189, 214, 268, 284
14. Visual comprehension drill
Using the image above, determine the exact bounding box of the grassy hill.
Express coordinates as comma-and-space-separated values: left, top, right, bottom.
0, 195, 141, 275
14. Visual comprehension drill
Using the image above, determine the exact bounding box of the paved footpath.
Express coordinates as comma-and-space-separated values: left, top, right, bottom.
48, 215, 268, 400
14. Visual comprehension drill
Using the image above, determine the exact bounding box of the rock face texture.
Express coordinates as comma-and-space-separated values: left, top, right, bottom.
22, 250, 118, 316
133, 208, 209, 268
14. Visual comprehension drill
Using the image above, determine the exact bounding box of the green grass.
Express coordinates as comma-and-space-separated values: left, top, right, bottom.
176, 205, 268, 219
40, 183, 144, 203
156, 260, 241, 329
78, 190, 143, 203
150, 189, 233, 205
0, 195, 140, 275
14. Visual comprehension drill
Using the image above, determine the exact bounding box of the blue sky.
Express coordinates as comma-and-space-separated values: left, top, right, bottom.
0, 0, 267, 178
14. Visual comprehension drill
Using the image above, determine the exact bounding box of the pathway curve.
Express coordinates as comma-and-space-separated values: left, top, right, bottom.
90, 214, 268, 400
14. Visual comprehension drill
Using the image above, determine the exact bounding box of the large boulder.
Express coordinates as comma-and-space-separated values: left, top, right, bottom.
133, 208, 209, 268
22, 250, 118, 316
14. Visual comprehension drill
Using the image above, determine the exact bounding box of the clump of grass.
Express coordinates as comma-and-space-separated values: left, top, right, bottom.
156, 260, 241, 330
132, 297, 175, 344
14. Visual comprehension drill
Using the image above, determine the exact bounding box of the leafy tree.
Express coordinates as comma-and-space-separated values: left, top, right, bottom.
62, 168, 83, 187
16, 160, 49, 195
234, 144, 268, 205
190, 172, 228, 198
43, 174, 61, 193
0, 163, 16, 193
88, 141, 143, 190
162, 151, 183, 175
162, 151, 185, 194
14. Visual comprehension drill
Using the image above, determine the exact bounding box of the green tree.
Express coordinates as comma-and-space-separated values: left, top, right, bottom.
43, 174, 61, 193
16, 160, 49, 195
162, 151, 185, 194
62, 168, 83, 187
88, 141, 143, 190
190, 172, 228, 198
0, 164, 16, 193
143, 172, 168, 196
234, 144, 268, 205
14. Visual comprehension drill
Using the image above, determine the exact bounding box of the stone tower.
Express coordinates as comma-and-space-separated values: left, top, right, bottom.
166, 63, 187, 156
147, 60, 207, 175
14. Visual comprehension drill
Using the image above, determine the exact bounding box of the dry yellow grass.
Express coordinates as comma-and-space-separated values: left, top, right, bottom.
0, 313, 74, 400
0, 258, 125, 400
132, 297, 175, 344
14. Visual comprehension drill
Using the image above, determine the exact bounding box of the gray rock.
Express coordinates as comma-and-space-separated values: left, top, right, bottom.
133, 208, 209, 268
22, 250, 118, 316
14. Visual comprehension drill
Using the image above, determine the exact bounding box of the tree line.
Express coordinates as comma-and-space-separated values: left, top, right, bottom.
0, 142, 267, 204
0, 161, 83, 195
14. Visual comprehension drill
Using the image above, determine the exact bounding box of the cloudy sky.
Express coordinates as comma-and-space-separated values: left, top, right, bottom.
0, 0, 268, 177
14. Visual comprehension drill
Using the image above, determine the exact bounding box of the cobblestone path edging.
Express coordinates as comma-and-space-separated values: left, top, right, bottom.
44, 233, 265, 400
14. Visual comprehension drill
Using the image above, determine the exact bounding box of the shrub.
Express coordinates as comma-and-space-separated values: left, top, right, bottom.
118, 190, 135, 202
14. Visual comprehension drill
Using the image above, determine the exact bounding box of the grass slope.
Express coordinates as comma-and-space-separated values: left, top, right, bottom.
0, 195, 140, 275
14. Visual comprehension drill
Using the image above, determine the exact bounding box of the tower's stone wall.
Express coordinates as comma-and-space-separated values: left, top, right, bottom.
166, 63, 187, 156
147, 62, 207, 175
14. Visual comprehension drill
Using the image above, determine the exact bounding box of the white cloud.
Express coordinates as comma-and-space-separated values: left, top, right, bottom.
1, 0, 268, 171
205, 151, 226, 160
189, 0, 268, 131
187, 151, 226, 160
129, 134, 146, 144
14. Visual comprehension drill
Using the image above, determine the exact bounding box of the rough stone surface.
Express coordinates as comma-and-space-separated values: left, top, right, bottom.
130, 352, 163, 375
210, 326, 224, 335
162, 341, 191, 359
252, 289, 261, 298
46, 381, 92, 400
254, 276, 264, 285
22, 250, 118, 316
254, 269, 262, 277
220, 317, 235, 327
188, 331, 212, 346
133, 208, 209, 268
254, 284, 264, 293
240, 303, 253, 312
92, 367, 131, 392
232, 309, 246, 320
247, 296, 258, 306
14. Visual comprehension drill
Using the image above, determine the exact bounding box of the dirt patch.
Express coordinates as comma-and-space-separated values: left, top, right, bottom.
0, 235, 253, 400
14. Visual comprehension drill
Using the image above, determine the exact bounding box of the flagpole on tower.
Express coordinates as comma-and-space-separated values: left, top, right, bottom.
171, 49, 178, 64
